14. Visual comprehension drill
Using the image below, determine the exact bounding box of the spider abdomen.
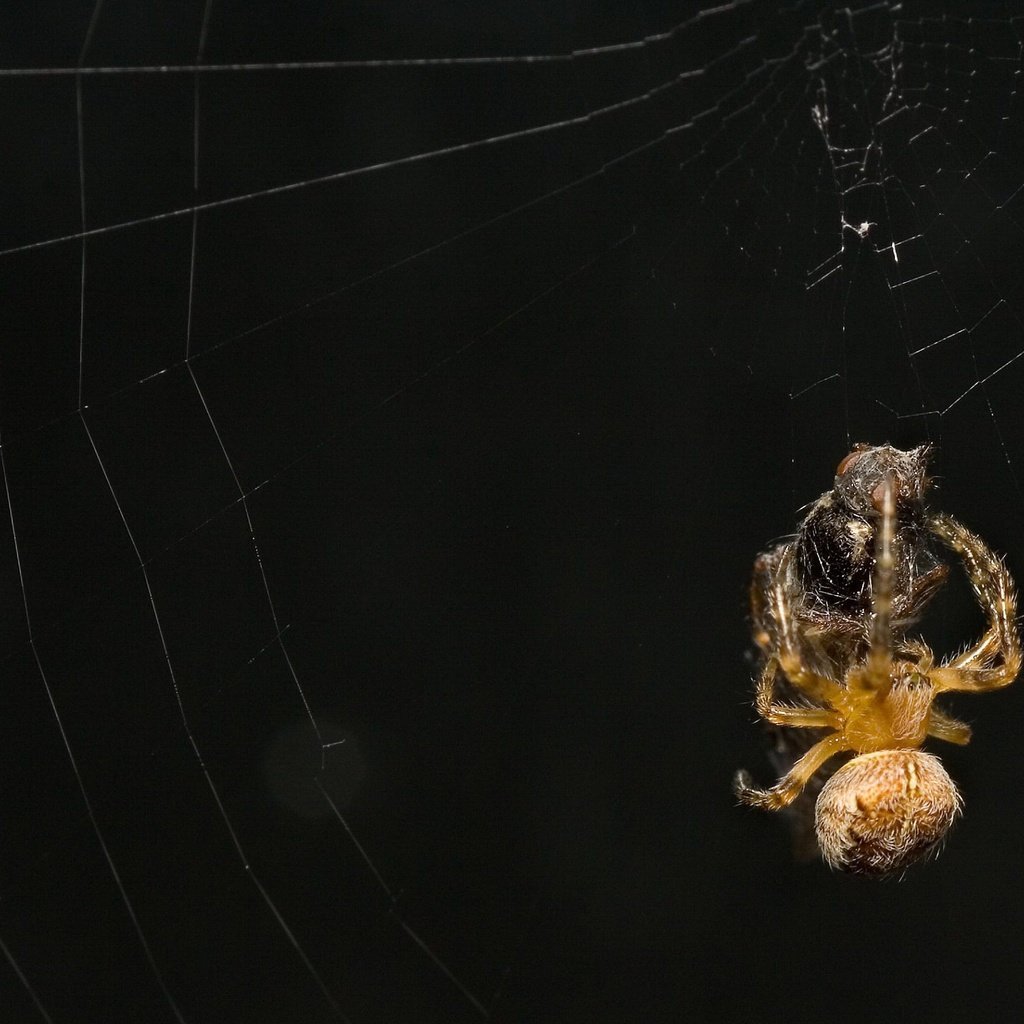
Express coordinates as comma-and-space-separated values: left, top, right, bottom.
814, 750, 961, 876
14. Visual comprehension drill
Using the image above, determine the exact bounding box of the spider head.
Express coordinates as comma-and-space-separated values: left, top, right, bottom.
814, 749, 961, 876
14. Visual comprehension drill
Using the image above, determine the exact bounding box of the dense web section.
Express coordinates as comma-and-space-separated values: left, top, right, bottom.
4, 2, 1024, 1021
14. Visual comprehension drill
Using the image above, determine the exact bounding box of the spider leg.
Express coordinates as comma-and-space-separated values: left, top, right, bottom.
946, 629, 1000, 670
769, 553, 847, 707
749, 550, 779, 654
927, 706, 972, 745
734, 733, 851, 811
864, 473, 896, 686
754, 657, 842, 729
929, 514, 1021, 694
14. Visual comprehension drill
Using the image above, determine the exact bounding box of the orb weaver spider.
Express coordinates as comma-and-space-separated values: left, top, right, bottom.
735, 455, 1020, 876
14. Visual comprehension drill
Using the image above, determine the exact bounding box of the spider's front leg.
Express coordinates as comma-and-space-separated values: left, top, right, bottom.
929, 513, 1021, 694
754, 657, 841, 730
734, 733, 851, 810
767, 551, 849, 707
947, 629, 1000, 670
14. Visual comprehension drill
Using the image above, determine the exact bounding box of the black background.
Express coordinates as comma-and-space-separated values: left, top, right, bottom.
3, 2, 1024, 1022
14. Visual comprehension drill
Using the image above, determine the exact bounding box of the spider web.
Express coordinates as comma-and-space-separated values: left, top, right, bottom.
3, 2, 1024, 1022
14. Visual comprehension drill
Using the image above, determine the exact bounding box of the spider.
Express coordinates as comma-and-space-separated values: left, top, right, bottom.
746, 445, 953, 861
735, 461, 1020, 876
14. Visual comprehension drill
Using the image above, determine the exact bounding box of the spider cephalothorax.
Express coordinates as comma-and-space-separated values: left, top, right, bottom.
736, 451, 1020, 876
